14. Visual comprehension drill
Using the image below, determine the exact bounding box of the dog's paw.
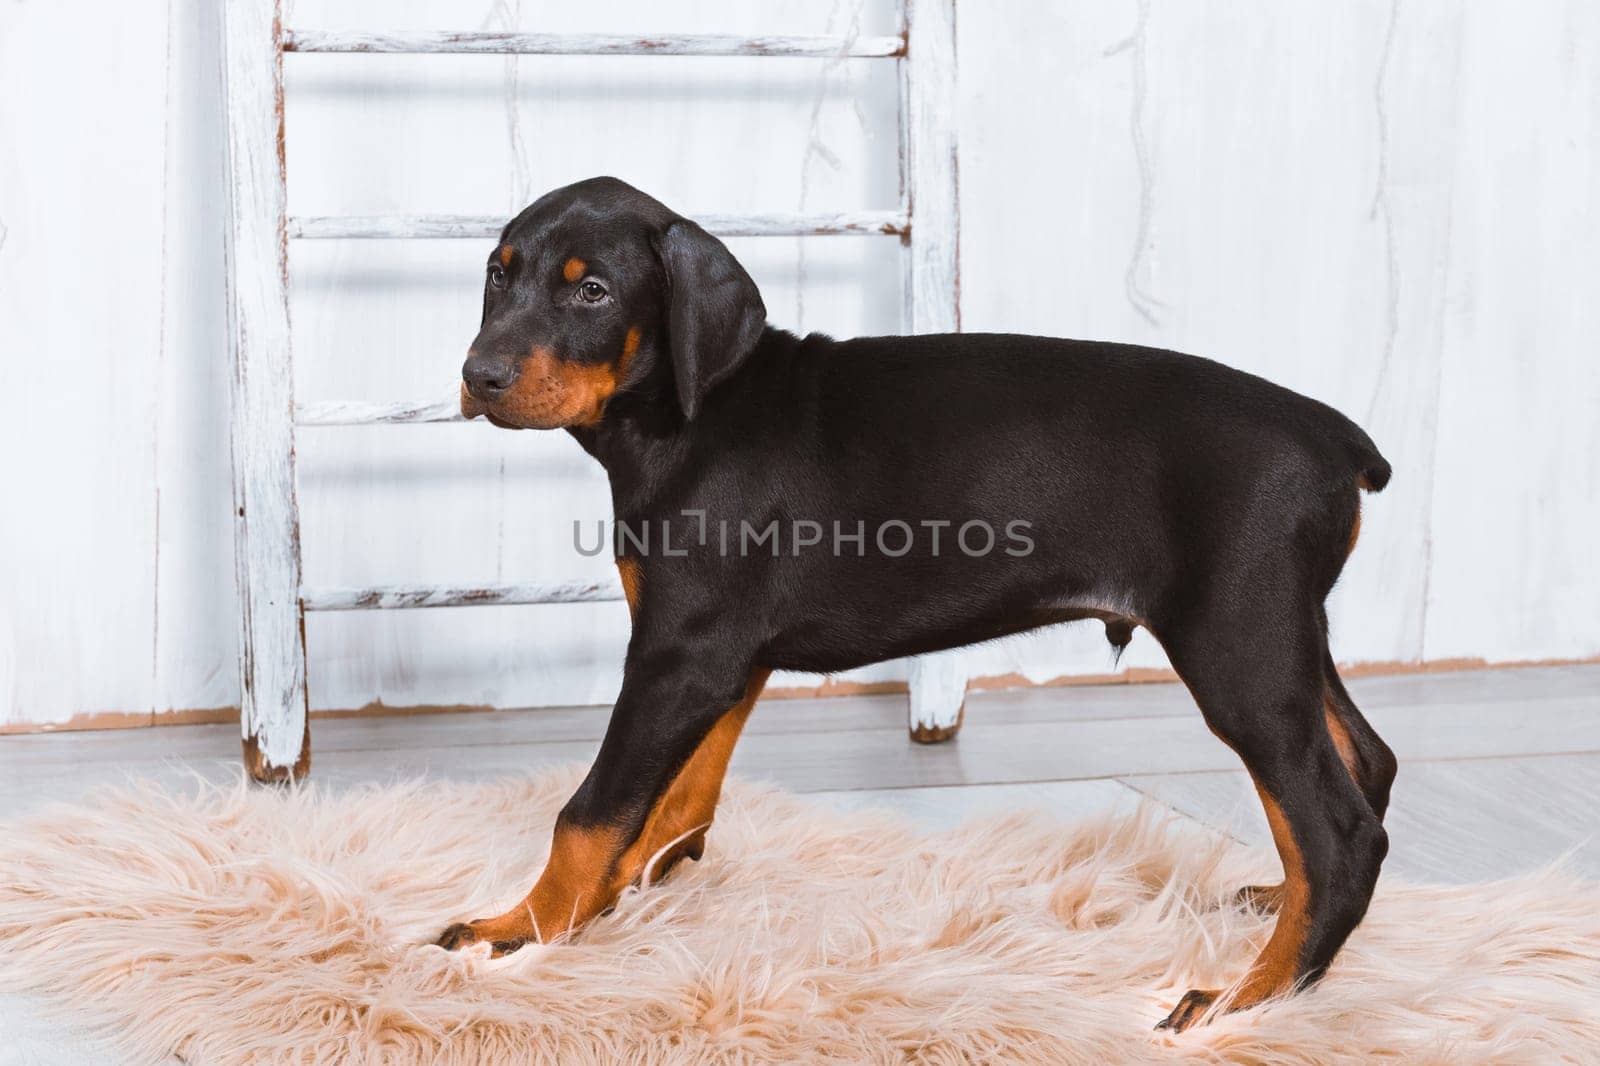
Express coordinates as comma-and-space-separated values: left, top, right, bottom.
434, 920, 532, 957
1233, 883, 1284, 913
434, 922, 480, 951
1155, 988, 1220, 1032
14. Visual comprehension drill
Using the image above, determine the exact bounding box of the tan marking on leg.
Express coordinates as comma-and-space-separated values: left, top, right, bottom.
563, 256, 587, 283
616, 556, 642, 621
1234, 787, 1311, 1003
440, 671, 771, 953
443, 822, 628, 950
615, 670, 772, 887
1163, 787, 1311, 1030
1324, 689, 1361, 780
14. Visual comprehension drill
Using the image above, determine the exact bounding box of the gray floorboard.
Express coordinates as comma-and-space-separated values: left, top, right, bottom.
2, 666, 1597, 886
1122, 752, 1600, 883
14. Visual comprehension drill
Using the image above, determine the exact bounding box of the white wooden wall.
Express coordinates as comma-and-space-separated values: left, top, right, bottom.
1, 0, 1597, 730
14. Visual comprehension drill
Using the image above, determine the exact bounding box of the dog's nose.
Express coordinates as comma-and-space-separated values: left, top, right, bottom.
462, 353, 515, 399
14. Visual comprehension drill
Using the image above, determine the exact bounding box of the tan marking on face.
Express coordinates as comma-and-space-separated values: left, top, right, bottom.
498, 244, 514, 268
1346, 499, 1362, 558
616, 556, 642, 621
459, 380, 486, 420
490, 346, 625, 429
563, 257, 587, 283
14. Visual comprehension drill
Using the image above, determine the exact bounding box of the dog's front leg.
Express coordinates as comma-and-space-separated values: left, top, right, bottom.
436, 648, 767, 955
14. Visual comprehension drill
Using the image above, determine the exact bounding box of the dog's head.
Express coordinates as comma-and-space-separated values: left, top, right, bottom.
460, 177, 767, 429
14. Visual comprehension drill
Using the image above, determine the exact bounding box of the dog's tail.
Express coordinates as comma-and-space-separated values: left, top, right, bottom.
1348, 430, 1391, 493
1357, 453, 1391, 493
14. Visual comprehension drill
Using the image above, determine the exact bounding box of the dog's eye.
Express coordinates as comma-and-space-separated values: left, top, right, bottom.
578, 280, 608, 303
488, 265, 507, 289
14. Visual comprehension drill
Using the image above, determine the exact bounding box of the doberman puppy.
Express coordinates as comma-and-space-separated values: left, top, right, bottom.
439, 176, 1396, 1032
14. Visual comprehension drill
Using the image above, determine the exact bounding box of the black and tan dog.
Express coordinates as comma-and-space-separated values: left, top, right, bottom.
439, 176, 1396, 1032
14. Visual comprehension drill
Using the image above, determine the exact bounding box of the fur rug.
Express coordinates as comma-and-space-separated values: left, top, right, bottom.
1, 768, 1597, 1065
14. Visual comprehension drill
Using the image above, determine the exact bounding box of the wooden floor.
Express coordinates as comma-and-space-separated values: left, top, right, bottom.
3, 664, 1599, 884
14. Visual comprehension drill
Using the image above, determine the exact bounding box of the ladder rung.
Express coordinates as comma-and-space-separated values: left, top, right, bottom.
302, 579, 624, 611
288, 210, 909, 241
297, 399, 463, 426
282, 30, 905, 59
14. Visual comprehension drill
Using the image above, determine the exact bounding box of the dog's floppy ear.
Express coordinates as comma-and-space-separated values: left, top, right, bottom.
655, 219, 767, 420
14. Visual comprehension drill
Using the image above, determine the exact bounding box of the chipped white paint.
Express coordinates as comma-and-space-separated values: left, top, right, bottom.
282, 30, 906, 59
302, 578, 624, 612
899, 0, 967, 738
296, 398, 465, 426
908, 654, 968, 740
288, 210, 909, 241
221, 0, 308, 777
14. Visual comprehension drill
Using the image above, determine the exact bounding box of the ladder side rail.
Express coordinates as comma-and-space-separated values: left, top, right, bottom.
223, 0, 311, 781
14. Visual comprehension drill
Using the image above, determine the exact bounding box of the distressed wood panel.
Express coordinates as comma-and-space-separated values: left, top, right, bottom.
953, 1, 1464, 682
0, 1, 167, 728
281, 52, 901, 220
1423, 1, 1600, 662
152, 0, 240, 717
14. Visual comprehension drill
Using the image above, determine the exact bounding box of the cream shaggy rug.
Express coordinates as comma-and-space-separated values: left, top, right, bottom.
2, 769, 1598, 1065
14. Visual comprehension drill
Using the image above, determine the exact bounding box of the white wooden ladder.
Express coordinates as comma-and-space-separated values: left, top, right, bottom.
222, 1, 965, 782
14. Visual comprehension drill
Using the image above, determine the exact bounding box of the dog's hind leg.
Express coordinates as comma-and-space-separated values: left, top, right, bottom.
1236, 624, 1398, 916
1320, 645, 1398, 819
1155, 601, 1388, 1031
